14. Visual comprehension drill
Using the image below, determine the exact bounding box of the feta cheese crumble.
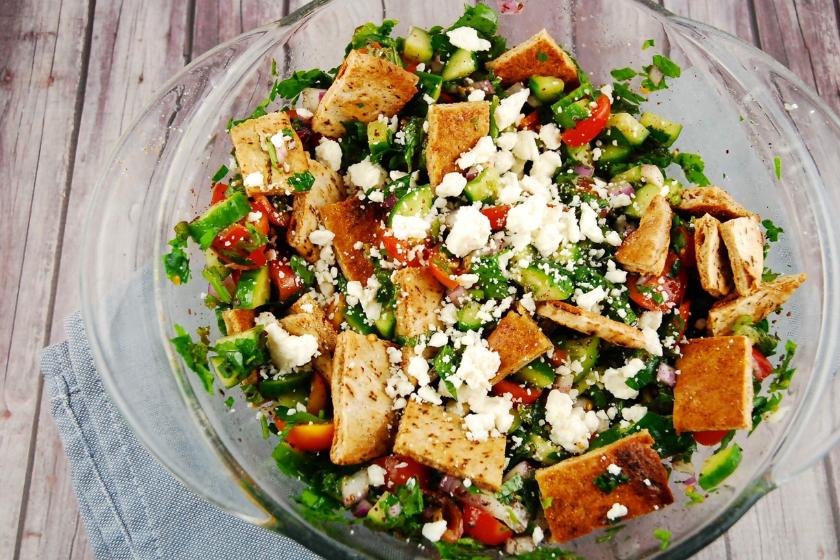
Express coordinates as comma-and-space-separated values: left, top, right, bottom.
607, 503, 628, 520
421, 519, 449, 542
315, 138, 342, 171
446, 206, 492, 257
264, 322, 319, 374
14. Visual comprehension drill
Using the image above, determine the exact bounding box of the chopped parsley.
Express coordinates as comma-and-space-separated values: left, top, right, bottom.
654, 529, 672, 550
596, 524, 625, 543
642, 39, 655, 50
433, 345, 461, 399
768, 340, 798, 392
290, 254, 315, 289
610, 67, 638, 81
674, 152, 711, 186
211, 164, 229, 182
593, 470, 630, 494
762, 219, 784, 242
163, 221, 192, 285
170, 325, 214, 394
288, 170, 316, 192
538, 51, 548, 63
495, 473, 525, 504
224, 396, 234, 408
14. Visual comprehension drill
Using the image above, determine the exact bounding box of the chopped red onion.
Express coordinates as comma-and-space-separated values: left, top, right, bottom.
439, 475, 530, 532
499, 1, 523, 14
387, 503, 402, 518
683, 476, 697, 486
657, 363, 677, 387
299, 88, 327, 113
447, 286, 470, 307
221, 276, 236, 297
351, 499, 373, 518
505, 536, 536, 555
471, 80, 497, 95
340, 470, 370, 506
466, 169, 480, 181
383, 195, 398, 211
574, 165, 595, 178
439, 475, 465, 495
503, 461, 534, 483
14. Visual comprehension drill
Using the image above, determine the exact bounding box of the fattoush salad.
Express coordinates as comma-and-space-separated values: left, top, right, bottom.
164, 4, 806, 556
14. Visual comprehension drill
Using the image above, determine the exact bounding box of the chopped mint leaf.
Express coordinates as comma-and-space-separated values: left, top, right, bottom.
212, 164, 229, 182
224, 396, 234, 408
274, 68, 334, 105
449, 3, 499, 36
774, 156, 782, 179
495, 473, 525, 504
654, 529, 672, 550
762, 219, 784, 242
653, 54, 681, 78
610, 67, 638, 81
643, 39, 655, 50
593, 470, 631, 494
433, 345, 460, 399
288, 170, 316, 192
537, 51, 548, 63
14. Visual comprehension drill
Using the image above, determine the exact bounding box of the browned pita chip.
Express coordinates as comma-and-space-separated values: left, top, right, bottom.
287, 157, 346, 263
230, 111, 309, 195
330, 331, 397, 464
616, 195, 672, 275
706, 274, 806, 336
221, 309, 255, 335
535, 430, 673, 544
426, 101, 490, 187
487, 310, 552, 384
319, 197, 385, 282
312, 50, 419, 138
695, 214, 734, 298
536, 301, 646, 349
674, 336, 754, 432
486, 29, 578, 87
393, 399, 507, 491
719, 215, 764, 296
394, 267, 446, 339
676, 186, 753, 221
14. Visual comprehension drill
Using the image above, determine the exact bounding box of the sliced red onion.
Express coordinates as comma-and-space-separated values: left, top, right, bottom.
641, 164, 664, 188
439, 475, 465, 495
382, 195, 398, 211
447, 286, 470, 307
221, 275, 236, 297
351, 499, 373, 518
471, 80, 496, 95
609, 181, 635, 197
486, 237, 506, 255
299, 88, 326, 113
657, 363, 677, 387
505, 536, 536, 555
466, 169, 480, 181
273, 139, 288, 163
574, 165, 594, 178
503, 461, 534, 483
340, 470, 370, 506
499, 1, 523, 14
683, 476, 697, 486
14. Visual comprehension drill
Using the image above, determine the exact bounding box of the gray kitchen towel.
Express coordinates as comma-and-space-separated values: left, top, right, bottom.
40, 311, 322, 560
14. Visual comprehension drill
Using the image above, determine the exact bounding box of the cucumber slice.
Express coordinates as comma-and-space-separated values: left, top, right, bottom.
374, 308, 396, 340
403, 27, 433, 63
553, 98, 590, 130
529, 75, 565, 104
210, 356, 246, 388
234, 266, 271, 309
259, 370, 312, 399
188, 192, 252, 250
388, 184, 434, 226
528, 433, 562, 465
607, 113, 650, 146
205, 248, 231, 279
640, 111, 683, 147
214, 325, 262, 347
664, 178, 684, 205
512, 359, 556, 389
405, 72, 444, 117
464, 167, 501, 203
367, 120, 390, 153
564, 143, 592, 166
489, 96, 500, 138
595, 128, 633, 169
441, 49, 478, 81
275, 385, 310, 409
367, 492, 392, 526
507, 407, 524, 434
343, 305, 374, 335
558, 336, 600, 382
457, 300, 490, 332
550, 243, 581, 266
611, 165, 643, 185
699, 443, 742, 490
515, 260, 574, 301
624, 183, 661, 219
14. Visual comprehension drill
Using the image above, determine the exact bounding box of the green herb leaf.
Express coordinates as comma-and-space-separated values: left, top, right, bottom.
674, 152, 711, 186
610, 67, 638, 81
274, 68, 334, 105
163, 221, 192, 285
288, 170, 316, 192
654, 529, 672, 551
214, 325, 268, 377
290, 254, 315, 288
212, 164, 229, 182
653, 55, 681, 78
774, 157, 782, 180
433, 345, 461, 399
495, 473, 525, 504
170, 325, 214, 394
201, 266, 231, 304
751, 392, 783, 433
593, 470, 631, 494
596, 524, 626, 543
224, 396, 234, 408
768, 340, 798, 392
470, 253, 513, 300
762, 219, 784, 242
643, 39, 655, 50
537, 51, 548, 63
449, 3, 499, 36
685, 489, 705, 505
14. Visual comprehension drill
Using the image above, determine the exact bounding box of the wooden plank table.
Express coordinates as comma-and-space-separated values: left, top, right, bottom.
2, 0, 839, 558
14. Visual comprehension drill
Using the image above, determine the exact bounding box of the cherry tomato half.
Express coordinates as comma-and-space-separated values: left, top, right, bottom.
250, 194, 291, 228
518, 111, 541, 132
379, 228, 426, 267
274, 417, 334, 453
627, 253, 688, 311
211, 183, 229, 205
307, 372, 330, 415
561, 95, 611, 147
428, 244, 462, 290
491, 380, 543, 405
547, 349, 569, 369
370, 455, 432, 490
752, 347, 774, 382
692, 430, 730, 447
269, 260, 304, 301
480, 205, 512, 231
462, 504, 514, 546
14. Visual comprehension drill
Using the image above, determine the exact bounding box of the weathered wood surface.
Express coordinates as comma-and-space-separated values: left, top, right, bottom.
1, 0, 839, 558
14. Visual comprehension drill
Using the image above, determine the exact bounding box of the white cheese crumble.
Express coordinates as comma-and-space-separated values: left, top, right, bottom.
455, 346, 501, 391
456, 136, 497, 169
539, 123, 563, 150
346, 277, 382, 322
243, 171, 265, 188
456, 274, 479, 288
607, 503, 628, 520
574, 286, 607, 314
601, 358, 647, 399
639, 311, 663, 357
607, 463, 622, 476
446, 206, 492, 257
579, 202, 605, 243
309, 229, 335, 245
391, 215, 431, 240
605, 260, 628, 283
314, 138, 342, 171
622, 404, 648, 423
347, 156, 386, 189
544, 390, 600, 453
446, 27, 492, 51
367, 464, 387, 487
264, 322, 319, 374
467, 89, 486, 102
493, 88, 530, 131
407, 356, 431, 386
421, 519, 449, 543
532, 527, 544, 545
436, 172, 468, 197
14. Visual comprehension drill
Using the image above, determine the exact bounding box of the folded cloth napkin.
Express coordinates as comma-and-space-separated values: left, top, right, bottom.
40, 311, 322, 560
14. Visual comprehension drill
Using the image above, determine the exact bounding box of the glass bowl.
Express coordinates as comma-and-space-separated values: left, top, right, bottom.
79, 0, 840, 558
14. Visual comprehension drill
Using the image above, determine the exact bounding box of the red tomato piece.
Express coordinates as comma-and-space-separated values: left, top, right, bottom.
307, 372, 330, 415
692, 430, 730, 447
211, 183, 229, 205
441, 502, 464, 543
370, 455, 432, 490
462, 504, 514, 546
547, 349, 569, 369
676, 226, 696, 268
269, 260, 304, 301
518, 111, 541, 131
248, 201, 270, 235
379, 228, 425, 267
626, 253, 688, 311
274, 417, 335, 453
491, 380, 543, 405
427, 244, 461, 290
752, 348, 774, 381
480, 205, 512, 231
561, 95, 611, 147
250, 194, 291, 228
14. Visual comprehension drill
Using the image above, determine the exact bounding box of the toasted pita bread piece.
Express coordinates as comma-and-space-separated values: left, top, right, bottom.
393, 399, 506, 491
287, 157, 346, 263
221, 309, 255, 335
319, 197, 385, 282
486, 29, 578, 87
536, 301, 646, 349
616, 195, 672, 276
535, 430, 673, 544
426, 101, 490, 187
330, 331, 397, 464
706, 274, 806, 336
719, 215, 764, 296
674, 336, 754, 432
676, 186, 752, 221
230, 111, 310, 196
487, 309, 552, 384
311, 51, 419, 138
393, 267, 447, 382
282, 294, 338, 381
695, 214, 734, 298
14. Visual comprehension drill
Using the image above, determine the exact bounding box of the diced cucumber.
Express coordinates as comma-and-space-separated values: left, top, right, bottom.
457, 300, 490, 332
441, 49, 478, 81
405, 72, 444, 117
464, 167, 501, 203
558, 336, 600, 382
343, 305, 374, 335
215, 325, 262, 348
528, 433, 562, 465
234, 266, 271, 309
664, 178, 684, 206
367, 492, 392, 526
565, 143, 592, 166
489, 96, 500, 138
624, 183, 661, 219
607, 113, 650, 146
611, 165, 643, 185
374, 309, 396, 340
553, 98, 590, 130
515, 260, 574, 301
388, 184, 434, 226
259, 371, 312, 399
403, 27, 434, 63
275, 385, 310, 408
507, 407, 524, 434
529, 75, 565, 104
640, 111, 683, 147
210, 356, 245, 388
699, 443, 742, 490
512, 359, 556, 389
188, 192, 252, 250
595, 128, 633, 169
367, 120, 390, 153
550, 243, 581, 266
205, 248, 231, 279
